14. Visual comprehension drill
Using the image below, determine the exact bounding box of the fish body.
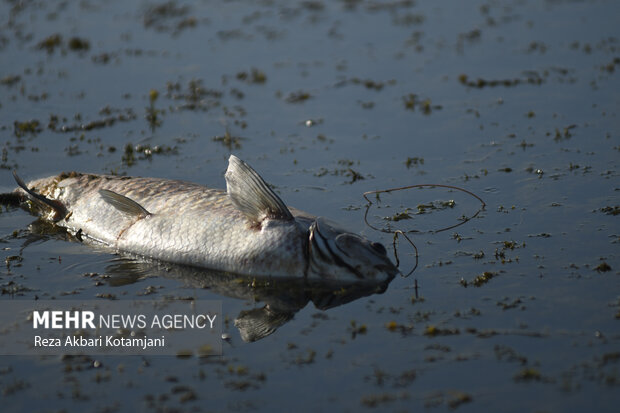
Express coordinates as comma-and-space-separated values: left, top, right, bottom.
9, 156, 398, 282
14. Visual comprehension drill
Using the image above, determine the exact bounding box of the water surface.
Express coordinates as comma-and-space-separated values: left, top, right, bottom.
1, 0, 618, 411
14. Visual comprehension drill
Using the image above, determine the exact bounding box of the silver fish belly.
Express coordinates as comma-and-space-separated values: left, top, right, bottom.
10, 156, 398, 282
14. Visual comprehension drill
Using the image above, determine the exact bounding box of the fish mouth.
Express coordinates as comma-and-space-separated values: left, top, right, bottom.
308, 217, 399, 282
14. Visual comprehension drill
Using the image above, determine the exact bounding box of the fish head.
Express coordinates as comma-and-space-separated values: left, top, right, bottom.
308, 217, 399, 282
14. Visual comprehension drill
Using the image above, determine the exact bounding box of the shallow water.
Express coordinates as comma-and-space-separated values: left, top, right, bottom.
1, 0, 619, 411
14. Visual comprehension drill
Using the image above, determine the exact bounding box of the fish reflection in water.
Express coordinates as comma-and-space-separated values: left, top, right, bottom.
104, 256, 393, 342
4, 154, 399, 341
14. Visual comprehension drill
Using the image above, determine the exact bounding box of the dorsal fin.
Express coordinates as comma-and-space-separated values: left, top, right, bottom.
13, 170, 67, 221
225, 155, 293, 224
99, 189, 151, 218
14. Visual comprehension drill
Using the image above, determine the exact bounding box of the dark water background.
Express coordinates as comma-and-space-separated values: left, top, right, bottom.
1, 0, 618, 411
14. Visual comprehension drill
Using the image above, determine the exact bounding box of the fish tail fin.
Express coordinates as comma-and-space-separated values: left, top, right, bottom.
12, 170, 68, 221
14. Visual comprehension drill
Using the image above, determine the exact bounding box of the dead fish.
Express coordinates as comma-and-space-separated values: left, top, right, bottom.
6, 155, 399, 282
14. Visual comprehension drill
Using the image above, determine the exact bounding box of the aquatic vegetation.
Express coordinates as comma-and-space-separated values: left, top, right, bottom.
423, 390, 473, 409
49, 108, 137, 133
361, 392, 408, 408
143, 0, 195, 35
13, 120, 42, 138
460, 271, 498, 288
165, 79, 223, 111
292, 349, 316, 365
423, 325, 459, 336
402, 93, 442, 114
348, 320, 367, 338
4, 255, 22, 270
404, 156, 424, 168
497, 297, 525, 311
347, 77, 394, 90
599, 206, 619, 216
385, 321, 414, 335
514, 367, 543, 382
458, 72, 544, 88
145, 89, 163, 130
235, 68, 267, 84
122, 143, 177, 166
594, 262, 611, 272
37, 34, 62, 53
447, 392, 473, 409
393, 12, 425, 26
364, 184, 485, 234
417, 200, 455, 213
36, 34, 90, 54
384, 209, 413, 222
285, 90, 312, 103
518, 140, 534, 149
0, 74, 20, 86
313, 160, 368, 184
212, 130, 246, 150
68, 37, 90, 52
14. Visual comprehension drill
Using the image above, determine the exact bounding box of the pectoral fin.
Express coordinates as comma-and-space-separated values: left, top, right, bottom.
99, 189, 151, 218
225, 155, 293, 224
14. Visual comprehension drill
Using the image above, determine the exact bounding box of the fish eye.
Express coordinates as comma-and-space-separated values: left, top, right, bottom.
371, 242, 387, 255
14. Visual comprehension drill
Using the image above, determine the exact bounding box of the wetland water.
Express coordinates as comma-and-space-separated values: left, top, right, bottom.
1, 0, 618, 411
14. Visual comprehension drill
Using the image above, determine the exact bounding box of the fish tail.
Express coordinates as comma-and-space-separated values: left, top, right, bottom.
12, 170, 68, 221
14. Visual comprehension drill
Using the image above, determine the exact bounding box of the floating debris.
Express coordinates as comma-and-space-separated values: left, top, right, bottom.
303, 118, 323, 127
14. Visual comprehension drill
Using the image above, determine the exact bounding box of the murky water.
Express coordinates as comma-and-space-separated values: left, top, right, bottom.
1, 0, 618, 411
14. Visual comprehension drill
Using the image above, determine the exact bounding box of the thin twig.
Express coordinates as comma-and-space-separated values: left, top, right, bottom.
363, 183, 486, 277
363, 184, 486, 234
392, 230, 418, 277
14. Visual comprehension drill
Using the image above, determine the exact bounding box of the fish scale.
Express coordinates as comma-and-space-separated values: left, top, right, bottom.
23, 173, 308, 277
